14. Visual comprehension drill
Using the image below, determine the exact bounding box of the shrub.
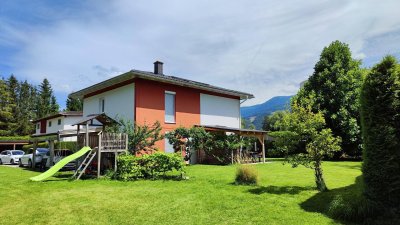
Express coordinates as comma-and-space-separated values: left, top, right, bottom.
22, 141, 79, 152
235, 165, 258, 185
115, 152, 185, 181
360, 56, 400, 210
22, 142, 48, 151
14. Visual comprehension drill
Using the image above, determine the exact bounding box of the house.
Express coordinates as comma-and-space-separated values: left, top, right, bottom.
33, 111, 84, 141
69, 61, 254, 152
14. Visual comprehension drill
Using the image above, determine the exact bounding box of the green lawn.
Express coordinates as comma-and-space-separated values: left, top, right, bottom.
0, 160, 362, 225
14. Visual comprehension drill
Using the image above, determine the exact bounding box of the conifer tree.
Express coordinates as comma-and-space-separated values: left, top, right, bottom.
360, 55, 400, 212
66, 96, 83, 111
37, 78, 59, 118
0, 78, 14, 136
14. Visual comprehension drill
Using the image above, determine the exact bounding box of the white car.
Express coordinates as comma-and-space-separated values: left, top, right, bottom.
19, 148, 49, 168
0, 150, 25, 165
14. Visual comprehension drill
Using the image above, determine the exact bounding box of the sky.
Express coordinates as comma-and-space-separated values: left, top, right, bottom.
1, 0, 400, 109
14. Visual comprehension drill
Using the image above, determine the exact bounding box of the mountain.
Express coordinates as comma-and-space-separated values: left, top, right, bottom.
240, 96, 292, 129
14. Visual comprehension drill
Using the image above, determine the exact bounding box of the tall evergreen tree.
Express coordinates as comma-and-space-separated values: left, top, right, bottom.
37, 78, 59, 118
360, 56, 400, 213
0, 78, 14, 136
295, 40, 364, 157
6, 75, 19, 134
14, 81, 37, 135
66, 96, 83, 111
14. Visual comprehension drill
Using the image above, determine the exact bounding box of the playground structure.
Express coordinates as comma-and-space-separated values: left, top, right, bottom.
30, 114, 128, 181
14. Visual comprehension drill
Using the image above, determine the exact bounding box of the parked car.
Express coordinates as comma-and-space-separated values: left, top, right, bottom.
0, 150, 25, 165
19, 148, 49, 168
45, 149, 76, 170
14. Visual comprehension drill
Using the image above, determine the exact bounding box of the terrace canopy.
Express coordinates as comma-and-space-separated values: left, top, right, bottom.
195, 125, 272, 163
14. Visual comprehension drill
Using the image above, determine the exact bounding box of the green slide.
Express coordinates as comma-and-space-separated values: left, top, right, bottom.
30, 146, 92, 181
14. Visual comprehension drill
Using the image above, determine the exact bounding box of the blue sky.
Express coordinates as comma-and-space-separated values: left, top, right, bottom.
1, 0, 400, 109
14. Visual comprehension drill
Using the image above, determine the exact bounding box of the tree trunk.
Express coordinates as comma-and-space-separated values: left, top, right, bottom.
314, 161, 328, 192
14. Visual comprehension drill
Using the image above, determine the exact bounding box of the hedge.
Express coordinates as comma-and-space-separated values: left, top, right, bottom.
22, 141, 79, 152
115, 152, 185, 181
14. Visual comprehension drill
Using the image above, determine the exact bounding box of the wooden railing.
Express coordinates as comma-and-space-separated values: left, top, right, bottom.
99, 133, 128, 152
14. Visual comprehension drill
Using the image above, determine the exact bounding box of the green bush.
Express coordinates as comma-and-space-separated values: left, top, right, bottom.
55, 141, 79, 152
235, 165, 258, 185
22, 142, 48, 151
22, 141, 79, 152
115, 153, 185, 181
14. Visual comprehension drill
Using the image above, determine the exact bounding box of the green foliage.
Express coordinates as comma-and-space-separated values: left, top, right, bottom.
235, 165, 258, 185
66, 96, 83, 111
55, 141, 79, 152
21, 141, 78, 152
106, 118, 164, 154
360, 55, 400, 211
0, 136, 30, 141
22, 142, 49, 151
295, 40, 364, 157
166, 126, 243, 164
37, 78, 59, 119
115, 153, 185, 181
0, 78, 15, 136
14, 80, 37, 135
273, 101, 341, 191
262, 110, 286, 131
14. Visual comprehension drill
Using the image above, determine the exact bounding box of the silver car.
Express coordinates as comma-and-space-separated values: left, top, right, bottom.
0, 150, 25, 165
19, 148, 49, 168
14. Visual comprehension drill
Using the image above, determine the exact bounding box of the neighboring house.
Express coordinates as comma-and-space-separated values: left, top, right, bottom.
33, 111, 83, 141
69, 61, 254, 152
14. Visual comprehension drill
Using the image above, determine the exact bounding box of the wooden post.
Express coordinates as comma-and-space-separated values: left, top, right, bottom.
97, 132, 102, 178
13, 144, 16, 150
262, 135, 266, 163
49, 140, 55, 166
32, 140, 37, 168
85, 122, 89, 147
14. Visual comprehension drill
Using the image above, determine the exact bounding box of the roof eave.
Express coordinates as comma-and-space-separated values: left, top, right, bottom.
69, 70, 255, 100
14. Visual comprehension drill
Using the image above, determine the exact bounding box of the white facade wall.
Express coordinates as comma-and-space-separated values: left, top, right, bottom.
34, 115, 83, 135
35, 123, 41, 134
46, 117, 63, 134
200, 93, 240, 128
83, 83, 135, 121
63, 116, 82, 131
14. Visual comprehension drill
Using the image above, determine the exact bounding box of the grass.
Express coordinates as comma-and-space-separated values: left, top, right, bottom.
0, 160, 363, 225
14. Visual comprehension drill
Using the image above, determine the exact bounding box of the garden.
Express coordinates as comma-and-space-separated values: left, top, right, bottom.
0, 160, 362, 225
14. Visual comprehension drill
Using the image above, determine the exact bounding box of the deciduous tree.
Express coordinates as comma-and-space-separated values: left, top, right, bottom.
295, 41, 363, 157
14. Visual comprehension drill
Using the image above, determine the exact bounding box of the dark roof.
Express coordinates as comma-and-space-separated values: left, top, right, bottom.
72, 113, 119, 126
33, 111, 83, 123
69, 69, 254, 100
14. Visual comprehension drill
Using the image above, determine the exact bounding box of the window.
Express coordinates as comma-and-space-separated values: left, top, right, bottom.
165, 91, 175, 123
36, 123, 40, 130
99, 98, 105, 113
58, 119, 61, 125
48, 121, 52, 127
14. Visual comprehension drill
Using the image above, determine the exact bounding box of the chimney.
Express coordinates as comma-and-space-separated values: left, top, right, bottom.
154, 61, 163, 74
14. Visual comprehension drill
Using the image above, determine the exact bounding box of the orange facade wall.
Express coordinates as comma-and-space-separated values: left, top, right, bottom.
134, 78, 201, 151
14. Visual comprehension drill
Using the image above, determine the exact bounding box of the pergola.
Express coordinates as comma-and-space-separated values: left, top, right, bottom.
196, 125, 272, 163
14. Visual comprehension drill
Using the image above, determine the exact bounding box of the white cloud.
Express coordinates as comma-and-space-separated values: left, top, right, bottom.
3, 0, 400, 106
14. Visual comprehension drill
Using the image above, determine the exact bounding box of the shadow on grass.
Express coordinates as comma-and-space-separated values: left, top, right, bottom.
333, 164, 362, 170
248, 185, 315, 195
300, 176, 364, 224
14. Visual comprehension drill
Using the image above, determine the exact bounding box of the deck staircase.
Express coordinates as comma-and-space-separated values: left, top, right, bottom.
72, 148, 97, 180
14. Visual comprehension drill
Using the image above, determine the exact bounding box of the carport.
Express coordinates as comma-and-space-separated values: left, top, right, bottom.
196, 125, 272, 163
